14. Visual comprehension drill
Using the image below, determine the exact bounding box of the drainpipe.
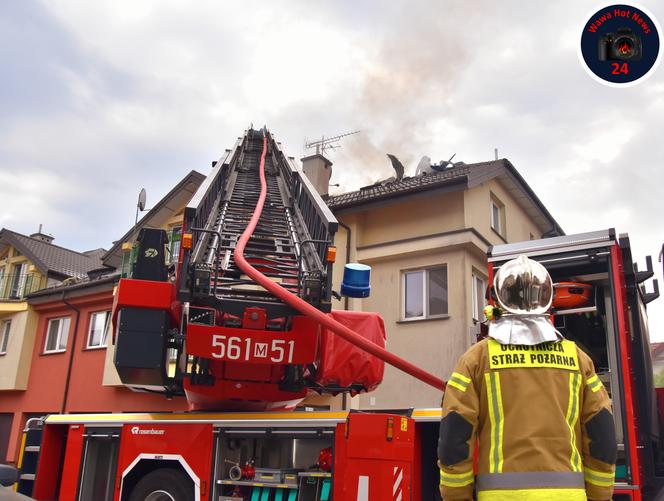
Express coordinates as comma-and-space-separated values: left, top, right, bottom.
61, 289, 81, 415
338, 220, 352, 311
337, 220, 351, 411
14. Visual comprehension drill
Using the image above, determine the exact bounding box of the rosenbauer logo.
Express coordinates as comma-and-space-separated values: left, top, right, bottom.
130, 426, 165, 436
579, 3, 662, 86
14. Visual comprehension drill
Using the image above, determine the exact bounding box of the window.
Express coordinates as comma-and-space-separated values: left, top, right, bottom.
0, 320, 10, 355
402, 266, 448, 320
490, 194, 505, 237
168, 227, 182, 265
472, 272, 487, 322
87, 311, 111, 349
9, 263, 26, 298
0, 267, 5, 298
44, 317, 71, 353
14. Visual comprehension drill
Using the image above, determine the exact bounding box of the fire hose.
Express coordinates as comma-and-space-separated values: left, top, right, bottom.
232, 131, 445, 392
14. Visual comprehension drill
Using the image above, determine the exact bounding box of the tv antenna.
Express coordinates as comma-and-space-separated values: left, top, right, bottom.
305, 130, 360, 156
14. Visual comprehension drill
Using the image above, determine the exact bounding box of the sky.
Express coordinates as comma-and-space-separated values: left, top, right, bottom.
0, 0, 663, 337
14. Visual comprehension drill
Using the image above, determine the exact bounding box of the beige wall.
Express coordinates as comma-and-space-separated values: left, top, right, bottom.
464, 179, 543, 246
352, 247, 474, 409
102, 338, 122, 386
0, 309, 39, 390
356, 191, 465, 248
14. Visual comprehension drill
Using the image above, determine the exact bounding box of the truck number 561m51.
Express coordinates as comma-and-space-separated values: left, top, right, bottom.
210, 335, 295, 363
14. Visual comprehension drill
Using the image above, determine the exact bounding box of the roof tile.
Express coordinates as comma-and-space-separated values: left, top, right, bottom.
1, 229, 104, 278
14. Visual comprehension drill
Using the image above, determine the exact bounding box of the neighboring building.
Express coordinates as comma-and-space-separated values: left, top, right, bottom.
99, 170, 205, 387
0, 228, 106, 461
0, 170, 205, 463
310, 156, 563, 410
652, 343, 664, 386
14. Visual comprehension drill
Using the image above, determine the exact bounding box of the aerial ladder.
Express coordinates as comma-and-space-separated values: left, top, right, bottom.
112, 127, 444, 410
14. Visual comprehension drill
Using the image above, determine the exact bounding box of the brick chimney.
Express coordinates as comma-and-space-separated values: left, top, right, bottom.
301, 154, 333, 197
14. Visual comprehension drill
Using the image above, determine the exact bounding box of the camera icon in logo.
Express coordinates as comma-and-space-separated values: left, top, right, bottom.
598, 27, 642, 61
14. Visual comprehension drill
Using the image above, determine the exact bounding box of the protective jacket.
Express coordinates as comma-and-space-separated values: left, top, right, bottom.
438, 338, 616, 501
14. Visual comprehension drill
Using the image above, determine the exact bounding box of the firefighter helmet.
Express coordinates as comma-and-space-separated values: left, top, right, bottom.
494, 255, 553, 315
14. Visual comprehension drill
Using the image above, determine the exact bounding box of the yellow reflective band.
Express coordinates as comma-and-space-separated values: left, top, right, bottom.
452, 372, 471, 384
487, 339, 579, 371
485, 372, 504, 473
448, 380, 468, 392
589, 380, 603, 393
565, 372, 583, 472
586, 374, 603, 393
440, 469, 474, 487
478, 488, 587, 500
448, 372, 470, 392
584, 467, 615, 487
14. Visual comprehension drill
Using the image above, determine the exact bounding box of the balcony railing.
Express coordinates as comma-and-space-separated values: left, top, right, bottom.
0, 273, 46, 300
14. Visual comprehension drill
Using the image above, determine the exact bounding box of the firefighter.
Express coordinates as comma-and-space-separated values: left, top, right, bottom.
438, 255, 616, 501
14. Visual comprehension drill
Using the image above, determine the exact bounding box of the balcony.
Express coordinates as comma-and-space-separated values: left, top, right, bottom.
0, 273, 46, 301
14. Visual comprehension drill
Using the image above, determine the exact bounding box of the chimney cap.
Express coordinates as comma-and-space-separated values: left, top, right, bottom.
300, 153, 333, 167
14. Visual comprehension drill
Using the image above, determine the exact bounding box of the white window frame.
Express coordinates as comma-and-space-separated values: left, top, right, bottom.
86, 310, 111, 349
489, 193, 505, 238
472, 272, 487, 322
44, 317, 71, 354
0, 320, 11, 355
401, 266, 448, 321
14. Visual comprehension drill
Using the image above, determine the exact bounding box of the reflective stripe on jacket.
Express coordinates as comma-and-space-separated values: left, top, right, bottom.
438, 338, 616, 501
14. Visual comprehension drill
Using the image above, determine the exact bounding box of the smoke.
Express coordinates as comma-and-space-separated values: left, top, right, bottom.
331, 1, 475, 185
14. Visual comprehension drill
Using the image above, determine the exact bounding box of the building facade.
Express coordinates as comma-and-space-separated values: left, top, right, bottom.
0, 171, 204, 463
320, 158, 563, 409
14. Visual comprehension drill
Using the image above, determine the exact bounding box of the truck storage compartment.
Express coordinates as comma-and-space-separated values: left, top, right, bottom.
114, 307, 169, 387
213, 427, 334, 501
315, 310, 386, 393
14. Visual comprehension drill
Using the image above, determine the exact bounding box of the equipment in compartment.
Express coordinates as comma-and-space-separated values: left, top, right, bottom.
552, 281, 594, 309
215, 431, 334, 501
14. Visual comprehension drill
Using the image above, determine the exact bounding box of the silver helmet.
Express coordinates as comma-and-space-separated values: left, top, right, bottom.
494, 255, 553, 315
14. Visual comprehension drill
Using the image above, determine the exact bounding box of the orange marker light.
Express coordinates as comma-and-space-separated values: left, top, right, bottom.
182, 233, 193, 250
326, 246, 337, 263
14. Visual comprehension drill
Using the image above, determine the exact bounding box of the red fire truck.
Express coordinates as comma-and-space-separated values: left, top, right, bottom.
11, 128, 664, 500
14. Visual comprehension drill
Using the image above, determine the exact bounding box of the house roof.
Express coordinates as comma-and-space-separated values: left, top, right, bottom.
0, 229, 104, 278
102, 170, 206, 268
327, 158, 564, 236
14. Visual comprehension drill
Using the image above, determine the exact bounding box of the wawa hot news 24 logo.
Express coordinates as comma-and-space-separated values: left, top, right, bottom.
579, 3, 662, 86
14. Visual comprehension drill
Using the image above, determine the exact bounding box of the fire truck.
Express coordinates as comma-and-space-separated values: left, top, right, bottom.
11, 128, 664, 500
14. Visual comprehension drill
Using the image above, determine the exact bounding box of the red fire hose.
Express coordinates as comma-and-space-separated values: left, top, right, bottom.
233, 133, 445, 392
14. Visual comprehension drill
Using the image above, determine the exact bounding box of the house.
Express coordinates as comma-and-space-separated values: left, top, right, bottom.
0, 170, 205, 464
652, 343, 664, 386
303, 154, 563, 410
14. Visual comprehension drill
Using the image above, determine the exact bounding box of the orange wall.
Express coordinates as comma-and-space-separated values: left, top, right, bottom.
0, 289, 187, 463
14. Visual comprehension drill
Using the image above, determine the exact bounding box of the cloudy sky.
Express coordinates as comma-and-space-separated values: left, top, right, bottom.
1, 1, 663, 337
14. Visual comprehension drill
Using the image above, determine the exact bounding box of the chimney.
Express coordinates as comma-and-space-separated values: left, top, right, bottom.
30, 224, 54, 244
301, 154, 333, 197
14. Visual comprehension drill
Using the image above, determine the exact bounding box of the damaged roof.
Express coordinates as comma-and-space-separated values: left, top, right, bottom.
327, 158, 564, 236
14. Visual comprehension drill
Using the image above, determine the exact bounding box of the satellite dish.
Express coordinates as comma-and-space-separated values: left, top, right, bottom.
137, 188, 147, 211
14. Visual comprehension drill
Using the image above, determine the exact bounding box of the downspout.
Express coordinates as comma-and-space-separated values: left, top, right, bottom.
337, 220, 352, 311
337, 220, 352, 411
61, 289, 81, 415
